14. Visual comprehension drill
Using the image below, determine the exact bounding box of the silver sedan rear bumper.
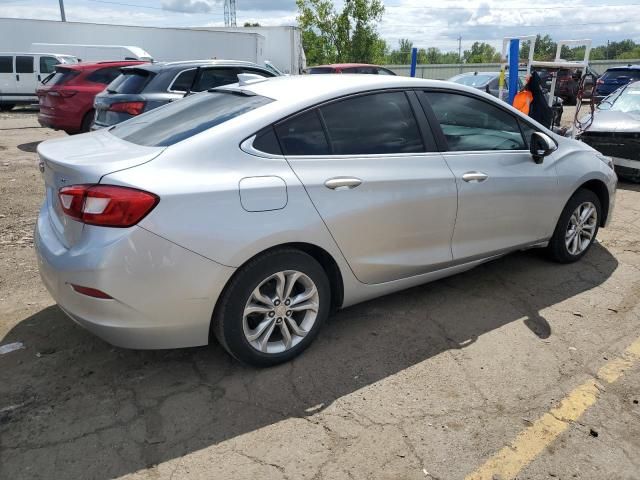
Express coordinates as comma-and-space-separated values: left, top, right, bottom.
35, 204, 235, 349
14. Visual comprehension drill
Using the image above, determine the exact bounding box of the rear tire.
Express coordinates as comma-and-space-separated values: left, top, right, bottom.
80, 109, 95, 133
547, 189, 601, 263
212, 248, 331, 367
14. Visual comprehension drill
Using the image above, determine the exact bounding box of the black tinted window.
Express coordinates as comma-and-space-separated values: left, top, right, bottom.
343, 67, 377, 74
86, 67, 121, 84
601, 69, 640, 82
425, 91, 525, 151
193, 67, 239, 92
307, 67, 335, 74
253, 127, 282, 155
48, 69, 80, 86
39, 56, 59, 74
275, 110, 330, 155
16, 56, 34, 73
108, 70, 153, 93
377, 68, 396, 75
320, 92, 424, 155
169, 69, 196, 92
111, 91, 272, 147
0, 56, 12, 73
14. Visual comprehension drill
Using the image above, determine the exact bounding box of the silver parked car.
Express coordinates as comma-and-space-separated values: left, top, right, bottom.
35, 74, 616, 366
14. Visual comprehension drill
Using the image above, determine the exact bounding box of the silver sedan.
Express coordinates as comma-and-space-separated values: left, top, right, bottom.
35, 74, 616, 366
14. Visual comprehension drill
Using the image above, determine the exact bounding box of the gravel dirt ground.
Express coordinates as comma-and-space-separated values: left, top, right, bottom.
1, 109, 639, 480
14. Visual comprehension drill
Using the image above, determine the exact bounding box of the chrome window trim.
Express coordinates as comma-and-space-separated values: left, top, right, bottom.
167, 67, 197, 93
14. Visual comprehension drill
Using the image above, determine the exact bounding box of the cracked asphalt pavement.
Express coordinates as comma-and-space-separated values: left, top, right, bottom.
1, 109, 639, 480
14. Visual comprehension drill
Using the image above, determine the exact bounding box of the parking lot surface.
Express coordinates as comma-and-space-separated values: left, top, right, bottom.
1, 109, 639, 480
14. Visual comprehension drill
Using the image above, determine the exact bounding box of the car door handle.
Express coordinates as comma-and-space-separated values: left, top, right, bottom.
462, 171, 489, 183
324, 177, 362, 190
16, 74, 19, 82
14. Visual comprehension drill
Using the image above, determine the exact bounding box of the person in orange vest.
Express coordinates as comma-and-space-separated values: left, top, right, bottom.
513, 75, 533, 115
513, 71, 553, 128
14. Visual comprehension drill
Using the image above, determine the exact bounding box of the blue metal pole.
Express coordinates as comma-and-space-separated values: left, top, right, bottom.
508, 39, 519, 105
410, 47, 418, 77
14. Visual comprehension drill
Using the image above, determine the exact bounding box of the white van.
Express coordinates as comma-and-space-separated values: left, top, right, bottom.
0, 52, 78, 111
30, 43, 154, 63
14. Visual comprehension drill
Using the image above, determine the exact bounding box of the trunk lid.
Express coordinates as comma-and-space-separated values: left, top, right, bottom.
38, 129, 165, 248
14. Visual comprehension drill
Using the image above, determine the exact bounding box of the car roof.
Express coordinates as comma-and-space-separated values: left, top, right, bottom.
311, 63, 383, 69
58, 60, 146, 71
606, 65, 640, 71
224, 74, 473, 104
125, 59, 267, 73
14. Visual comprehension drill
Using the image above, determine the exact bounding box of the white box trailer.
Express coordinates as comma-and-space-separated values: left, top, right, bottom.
0, 18, 266, 64
198, 26, 306, 74
30, 43, 153, 62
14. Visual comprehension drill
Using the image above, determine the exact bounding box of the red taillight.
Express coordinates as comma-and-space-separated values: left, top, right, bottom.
108, 101, 145, 116
58, 184, 159, 227
70, 284, 113, 299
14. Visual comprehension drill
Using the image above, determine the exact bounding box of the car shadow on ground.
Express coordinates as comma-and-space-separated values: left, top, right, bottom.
17, 141, 41, 153
0, 244, 618, 479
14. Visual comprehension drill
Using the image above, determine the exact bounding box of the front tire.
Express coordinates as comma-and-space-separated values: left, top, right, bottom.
212, 249, 331, 367
548, 189, 601, 263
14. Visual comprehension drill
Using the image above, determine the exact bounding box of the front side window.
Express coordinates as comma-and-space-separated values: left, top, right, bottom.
16, 56, 34, 74
425, 91, 526, 151
39, 56, 59, 74
110, 91, 272, 147
319, 91, 424, 155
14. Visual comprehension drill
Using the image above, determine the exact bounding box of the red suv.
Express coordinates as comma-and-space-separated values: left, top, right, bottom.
37, 60, 145, 134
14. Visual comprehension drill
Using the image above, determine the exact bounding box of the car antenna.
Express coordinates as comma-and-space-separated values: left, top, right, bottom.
184, 66, 201, 97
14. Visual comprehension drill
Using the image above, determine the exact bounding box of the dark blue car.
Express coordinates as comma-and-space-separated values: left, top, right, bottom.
594, 65, 640, 103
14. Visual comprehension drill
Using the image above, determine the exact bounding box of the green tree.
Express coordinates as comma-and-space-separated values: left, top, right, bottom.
297, 0, 385, 65
463, 42, 501, 63
243, 22, 260, 27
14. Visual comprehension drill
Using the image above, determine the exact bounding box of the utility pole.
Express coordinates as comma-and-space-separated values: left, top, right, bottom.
458, 35, 462, 72
58, 0, 66, 21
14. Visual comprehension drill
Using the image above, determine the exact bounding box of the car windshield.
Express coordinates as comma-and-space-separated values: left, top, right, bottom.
601, 69, 640, 82
449, 74, 494, 87
109, 90, 273, 147
598, 84, 640, 113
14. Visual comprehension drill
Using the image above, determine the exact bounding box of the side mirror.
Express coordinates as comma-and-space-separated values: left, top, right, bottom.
530, 132, 556, 164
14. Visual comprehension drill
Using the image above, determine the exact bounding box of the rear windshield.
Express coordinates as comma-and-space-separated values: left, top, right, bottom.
47, 68, 80, 86
107, 69, 154, 94
450, 73, 494, 87
110, 90, 273, 147
601, 69, 640, 82
307, 67, 335, 74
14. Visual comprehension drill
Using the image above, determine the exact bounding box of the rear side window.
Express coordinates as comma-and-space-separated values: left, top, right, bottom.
39, 56, 59, 74
275, 110, 330, 155
47, 69, 80, 86
192, 67, 240, 92
424, 91, 526, 151
86, 67, 122, 85
169, 69, 196, 92
107, 70, 153, 93
307, 67, 335, 74
253, 127, 282, 155
319, 91, 424, 155
16, 56, 34, 74
0, 56, 12, 73
111, 91, 272, 147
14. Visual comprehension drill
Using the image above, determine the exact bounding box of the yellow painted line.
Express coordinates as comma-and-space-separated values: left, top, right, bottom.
466, 337, 640, 480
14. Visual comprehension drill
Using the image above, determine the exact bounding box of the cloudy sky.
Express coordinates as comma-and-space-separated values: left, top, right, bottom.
0, 0, 638, 52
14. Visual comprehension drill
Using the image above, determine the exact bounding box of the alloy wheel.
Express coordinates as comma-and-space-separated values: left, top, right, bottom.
565, 201, 598, 255
242, 270, 320, 354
